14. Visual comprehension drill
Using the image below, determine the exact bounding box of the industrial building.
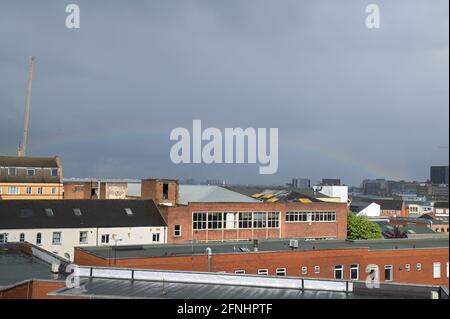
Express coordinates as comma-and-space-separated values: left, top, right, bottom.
73, 238, 449, 288
141, 179, 348, 243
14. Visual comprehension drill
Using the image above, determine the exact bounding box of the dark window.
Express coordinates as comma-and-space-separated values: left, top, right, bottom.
51, 168, 59, 177
101, 234, 110, 244
334, 265, 343, 279
253, 212, 267, 228
174, 225, 181, 237
384, 265, 393, 281
239, 212, 252, 228
193, 213, 207, 230
162, 183, 169, 199
208, 213, 223, 229
267, 212, 279, 228
27, 168, 35, 176
19, 233, 25, 242
350, 264, 359, 280
152, 233, 160, 242
36, 233, 42, 245
7, 167, 16, 176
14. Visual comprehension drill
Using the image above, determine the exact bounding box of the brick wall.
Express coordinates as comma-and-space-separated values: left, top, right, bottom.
74, 246, 449, 287
165, 201, 348, 243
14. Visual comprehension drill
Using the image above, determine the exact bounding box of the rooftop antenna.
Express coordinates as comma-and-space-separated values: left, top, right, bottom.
17, 56, 36, 157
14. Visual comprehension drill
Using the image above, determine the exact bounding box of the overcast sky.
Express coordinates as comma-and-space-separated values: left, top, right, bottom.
0, 0, 448, 186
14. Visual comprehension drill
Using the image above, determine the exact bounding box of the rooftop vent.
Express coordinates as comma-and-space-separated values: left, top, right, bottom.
125, 208, 133, 216
45, 208, 54, 217
73, 208, 82, 216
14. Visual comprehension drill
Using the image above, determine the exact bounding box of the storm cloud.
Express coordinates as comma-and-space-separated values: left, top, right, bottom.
0, 0, 448, 186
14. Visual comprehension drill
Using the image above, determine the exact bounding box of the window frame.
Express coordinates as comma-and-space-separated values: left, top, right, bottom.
276, 268, 287, 277
173, 224, 182, 237
52, 232, 62, 245
350, 264, 359, 280
258, 269, 269, 276
334, 265, 344, 280
36, 232, 42, 245
79, 231, 88, 244
384, 265, 393, 282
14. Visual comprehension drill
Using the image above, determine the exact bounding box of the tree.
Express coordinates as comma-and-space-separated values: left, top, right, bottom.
347, 213, 383, 240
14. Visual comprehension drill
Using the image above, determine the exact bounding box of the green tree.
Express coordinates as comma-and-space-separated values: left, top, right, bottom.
347, 213, 383, 240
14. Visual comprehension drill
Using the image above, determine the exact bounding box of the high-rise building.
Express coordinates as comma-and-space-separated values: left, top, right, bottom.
430, 166, 449, 185
292, 178, 310, 188
321, 178, 341, 186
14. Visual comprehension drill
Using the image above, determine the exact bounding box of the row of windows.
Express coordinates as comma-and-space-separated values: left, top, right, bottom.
232, 262, 450, 280
0, 186, 58, 195
0, 231, 161, 245
286, 211, 336, 222
3, 167, 59, 177
192, 212, 280, 230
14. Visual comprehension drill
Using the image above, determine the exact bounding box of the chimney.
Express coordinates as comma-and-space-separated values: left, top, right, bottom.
141, 178, 179, 206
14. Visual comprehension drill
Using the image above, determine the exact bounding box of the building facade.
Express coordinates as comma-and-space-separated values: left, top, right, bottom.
0, 156, 63, 200
141, 179, 348, 244
0, 199, 167, 260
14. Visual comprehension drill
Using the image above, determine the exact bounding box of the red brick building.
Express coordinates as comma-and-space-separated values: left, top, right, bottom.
141, 179, 348, 243
74, 238, 449, 287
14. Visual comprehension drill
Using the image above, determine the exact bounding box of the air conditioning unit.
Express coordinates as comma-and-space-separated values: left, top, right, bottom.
289, 239, 299, 249
51, 262, 60, 273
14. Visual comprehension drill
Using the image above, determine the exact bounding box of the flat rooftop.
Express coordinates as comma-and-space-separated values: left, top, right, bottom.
50, 267, 446, 299
0, 245, 66, 288
79, 237, 449, 260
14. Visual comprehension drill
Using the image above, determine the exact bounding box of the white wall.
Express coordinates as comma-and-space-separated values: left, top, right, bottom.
0, 226, 167, 261
313, 186, 348, 203
356, 203, 381, 217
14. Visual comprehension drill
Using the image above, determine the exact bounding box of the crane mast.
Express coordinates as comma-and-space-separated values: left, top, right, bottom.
17, 56, 36, 157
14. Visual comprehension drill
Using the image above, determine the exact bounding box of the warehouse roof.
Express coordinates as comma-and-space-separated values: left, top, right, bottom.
0, 199, 166, 229
78, 238, 449, 260
178, 185, 259, 205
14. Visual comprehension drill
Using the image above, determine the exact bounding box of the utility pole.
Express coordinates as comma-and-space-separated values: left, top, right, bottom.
17, 56, 36, 157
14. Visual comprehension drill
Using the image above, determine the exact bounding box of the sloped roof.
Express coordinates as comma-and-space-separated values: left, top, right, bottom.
0, 199, 166, 229
178, 185, 259, 205
0, 156, 60, 168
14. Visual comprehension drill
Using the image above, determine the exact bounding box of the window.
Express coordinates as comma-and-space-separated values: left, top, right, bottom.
73, 208, 82, 216
405, 264, 411, 272
45, 208, 54, 217
101, 234, 110, 244
36, 233, 42, 245
162, 183, 169, 199
334, 265, 343, 280
253, 212, 267, 228
208, 212, 223, 229
51, 168, 59, 177
8, 186, 19, 194
26, 186, 32, 195
0, 233, 8, 244
433, 262, 441, 279
224, 212, 238, 229
314, 266, 320, 274
384, 265, 393, 281
301, 266, 308, 275
286, 211, 336, 222
416, 263, 422, 271
174, 224, 181, 237
51, 187, 57, 195
193, 213, 207, 230
152, 233, 160, 242
258, 269, 268, 276
239, 212, 252, 228
79, 231, 88, 244
267, 212, 280, 228
19, 233, 25, 242
52, 232, 62, 245
276, 268, 286, 276
235, 270, 245, 274
350, 264, 359, 280
37, 187, 43, 195
124, 208, 133, 216
27, 168, 36, 176
7, 167, 16, 176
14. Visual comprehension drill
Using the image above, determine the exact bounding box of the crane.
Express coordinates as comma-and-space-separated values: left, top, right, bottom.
17, 56, 36, 157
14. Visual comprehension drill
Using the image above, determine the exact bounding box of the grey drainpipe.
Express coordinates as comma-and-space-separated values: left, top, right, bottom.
206, 247, 212, 272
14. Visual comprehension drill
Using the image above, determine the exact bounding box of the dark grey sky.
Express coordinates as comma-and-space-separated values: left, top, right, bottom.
0, 0, 448, 186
